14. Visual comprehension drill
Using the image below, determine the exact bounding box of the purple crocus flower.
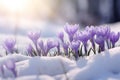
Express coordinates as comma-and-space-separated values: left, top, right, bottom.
76, 31, 90, 54
85, 26, 96, 50
38, 39, 57, 56
96, 26, 111, 49
27, 31, 40, 44
58, 31, 64, 42
118, 32, 120, 40
64, 23, 79, 42
70, 41, 80, 52
95, 35, 105, 52
55, 40, 60, 55
38, 40, 44, 50
96, 26, 110, 39
73, 31, 80, 41
3, 38, 16, 53
109, 32, 119, 48
62, 42, 69, 55
26, 44, 34, 56
70, 41, 80, 60
85, 26, 96, 38
77, 31, 90, 44
28, 31, 41, 56
5, 59, 17, 77
46, 39, 57, 53
38, 40, 45, 55
103, 26, 111, 39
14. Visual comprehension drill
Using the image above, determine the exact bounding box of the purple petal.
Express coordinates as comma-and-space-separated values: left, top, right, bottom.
95, 36, 104, 46
0, 65, 4, 75
5, 59, 17, 77
3, 38, 16, 53
64, 23, 79, 37
96, 26, 111, 39
38, 40, 44, 49
27, 31, 40, 44
85, 26, 96, 38
5, 59, 15, 70
77, 31, 90, 44
109, 32, 119, 44
70, 41, 80, 51
26, 44, 34, 56
47, 39, 56, 49
62, 42, 69, 55
58, 31, 64, 42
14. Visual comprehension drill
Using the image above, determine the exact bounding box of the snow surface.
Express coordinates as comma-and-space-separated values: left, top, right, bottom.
0, 47, 120, 80
68, 47, 120, 80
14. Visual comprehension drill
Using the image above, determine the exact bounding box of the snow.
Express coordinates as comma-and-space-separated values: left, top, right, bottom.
15, 75, 55, 80
0, 46, 120, 80
68, 47, 120, 80
0, 54, 31, 63
15, 56, 76, 76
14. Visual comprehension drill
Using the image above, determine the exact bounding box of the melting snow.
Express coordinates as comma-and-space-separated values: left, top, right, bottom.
0, 47, 120, 80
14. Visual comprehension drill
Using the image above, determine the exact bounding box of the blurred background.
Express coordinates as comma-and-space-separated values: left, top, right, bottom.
0, 0, 120, 37
0, 0, 120, 53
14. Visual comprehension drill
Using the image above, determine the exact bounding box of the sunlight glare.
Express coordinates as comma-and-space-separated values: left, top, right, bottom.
0, 0, 30, 12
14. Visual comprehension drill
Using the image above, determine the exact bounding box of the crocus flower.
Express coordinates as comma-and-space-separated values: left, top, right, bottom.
58, 31, 64, 42
5, 59, 17, 77
85, 26, 96, 38
95, 35, 105, 52
38, 40, 45, 55
77, 31, 90, 44
74, 32, 80, 41
38, 40, 44, 50
96, 26, 110, 40
38, 39, 57, 56
76, 31, 90, 54
55, 40, 60, 55
109, 32, 119, 48
96, 26, 111, 49
62, 42, 69, 55
28, 31, 41, 56
70, 41, 80, 52
3, 38, 16, 53
104, 26, 111, 39
64, 23, 79, 42
46, 39, 57, 54
26, 44, 34, 56
119, 32, 120, 37
27, 31, 40, 44
70, 41, 80, 60
85, 26, 96, 50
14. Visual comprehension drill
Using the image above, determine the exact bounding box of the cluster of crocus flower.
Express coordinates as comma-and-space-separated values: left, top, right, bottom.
37, 39, 59, 56
58, 23, 120, 60
27, 31, 59, 56
2, 23, 120, 60
0, 59, 17, 77
95, 26, 119, 52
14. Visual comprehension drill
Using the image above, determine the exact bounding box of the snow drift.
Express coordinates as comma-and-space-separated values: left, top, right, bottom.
0, 47, 120, 80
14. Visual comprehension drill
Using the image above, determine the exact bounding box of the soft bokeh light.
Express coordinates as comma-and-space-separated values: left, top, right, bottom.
0, 0, 30, 12
0, 0, 55, 23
